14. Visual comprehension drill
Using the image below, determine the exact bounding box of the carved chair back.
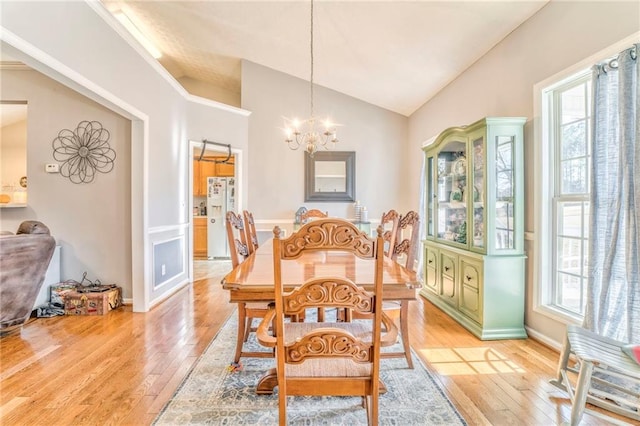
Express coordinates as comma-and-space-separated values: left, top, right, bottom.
242, 210, 259, 255
225, 211, 250, 268
380, 209, 400, 258
393, 211, 420, 272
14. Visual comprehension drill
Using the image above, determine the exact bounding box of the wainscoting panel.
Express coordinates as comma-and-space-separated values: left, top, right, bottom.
152, 237, 184, 289
149, 223, 190, 307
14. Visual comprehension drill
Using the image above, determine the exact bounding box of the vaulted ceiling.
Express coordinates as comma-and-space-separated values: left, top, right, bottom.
101, 1, 549, 116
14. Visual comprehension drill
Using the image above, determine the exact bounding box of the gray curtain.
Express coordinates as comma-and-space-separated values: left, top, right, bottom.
583, 44, 639, 344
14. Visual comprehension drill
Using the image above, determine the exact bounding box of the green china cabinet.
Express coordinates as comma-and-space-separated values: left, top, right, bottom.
421, 117, 527, 340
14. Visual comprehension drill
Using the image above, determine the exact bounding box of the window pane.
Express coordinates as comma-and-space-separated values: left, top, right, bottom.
583, 202, 590, 240
558, 202, 583, 238
556, 272, 583, 313
561, 121, 586, 159
557, 236, 582, 275
560, 84, 586, 123
561, 158, 587, 194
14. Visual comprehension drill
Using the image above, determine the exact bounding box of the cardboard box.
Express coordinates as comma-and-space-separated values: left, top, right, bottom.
64, 287, 122, 316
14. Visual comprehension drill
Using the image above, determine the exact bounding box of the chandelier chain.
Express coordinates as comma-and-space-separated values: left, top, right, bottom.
282, 0, 338, 156
310, 0, 314, 119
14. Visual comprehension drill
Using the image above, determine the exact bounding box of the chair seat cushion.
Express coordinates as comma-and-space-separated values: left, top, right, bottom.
283, 321, 373, 378
622, 345, 640, 365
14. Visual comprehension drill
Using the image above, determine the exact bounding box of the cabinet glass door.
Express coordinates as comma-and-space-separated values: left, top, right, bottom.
437, 140, 467, 244
495, 135, 515, 249
426, 156, 434, 237
471, 137, 485, 249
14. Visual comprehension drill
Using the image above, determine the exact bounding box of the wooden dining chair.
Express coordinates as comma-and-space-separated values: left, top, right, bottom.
350, 210, 418, 368
384, 210, 420, 368
242, 210, 259, 255
256, 219, 398, 425
299, 208, 328, 223
224, 211, 271, 364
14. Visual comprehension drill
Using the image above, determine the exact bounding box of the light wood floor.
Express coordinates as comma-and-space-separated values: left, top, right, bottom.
0, 261, 632, 425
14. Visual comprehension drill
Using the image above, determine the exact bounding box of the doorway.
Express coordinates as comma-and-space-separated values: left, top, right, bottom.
189, 141, 242, 280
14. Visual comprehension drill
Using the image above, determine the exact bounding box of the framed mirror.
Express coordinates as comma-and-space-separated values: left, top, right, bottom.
305, 151, 355, 202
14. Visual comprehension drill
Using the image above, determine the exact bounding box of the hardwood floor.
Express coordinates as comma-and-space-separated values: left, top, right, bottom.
0, 260, 632, 425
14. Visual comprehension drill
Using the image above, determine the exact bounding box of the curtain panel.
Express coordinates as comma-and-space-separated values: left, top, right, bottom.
584, 44, 639, 344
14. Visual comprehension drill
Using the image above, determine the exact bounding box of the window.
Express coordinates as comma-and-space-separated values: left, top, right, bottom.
537, 71, 592, 320
550, 76, 591, 316
533, 34, 637, 323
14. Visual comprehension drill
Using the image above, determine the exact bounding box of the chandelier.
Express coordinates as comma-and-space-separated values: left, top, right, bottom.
284, 0, 338, 156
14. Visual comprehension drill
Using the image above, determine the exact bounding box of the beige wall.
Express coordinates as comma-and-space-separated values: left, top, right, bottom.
408, 1, 640, 345
241, 61, 411, 225
2, 2, 250, 309
0, 68, 132, 297
1, 119, 27, 191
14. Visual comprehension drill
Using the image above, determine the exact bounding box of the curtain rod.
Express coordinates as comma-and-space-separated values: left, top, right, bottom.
597, 44, 637, 74
197, 139, 232, 164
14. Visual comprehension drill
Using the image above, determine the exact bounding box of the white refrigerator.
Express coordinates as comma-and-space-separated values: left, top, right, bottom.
207, 176, 235, 259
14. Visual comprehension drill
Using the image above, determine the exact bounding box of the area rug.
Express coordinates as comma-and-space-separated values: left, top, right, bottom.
154, 311, 467, 425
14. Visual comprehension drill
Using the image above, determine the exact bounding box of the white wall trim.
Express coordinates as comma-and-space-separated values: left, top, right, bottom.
149, 223, 189, 234
186, 93, 251, 117
148, 279, 191, 310
525, 326, 563, 352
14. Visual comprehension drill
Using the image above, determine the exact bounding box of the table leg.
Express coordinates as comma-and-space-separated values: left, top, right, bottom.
234, 303, 247, 363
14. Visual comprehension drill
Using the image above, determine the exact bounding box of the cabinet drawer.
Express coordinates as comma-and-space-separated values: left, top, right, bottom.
460, 284, 480, 323
459, 258, 482, 323
441, 254, 456, 278
461, 262, 480, 289
439, 251, 457, 308
423, 247, 438, 294
425, 248, 437, 268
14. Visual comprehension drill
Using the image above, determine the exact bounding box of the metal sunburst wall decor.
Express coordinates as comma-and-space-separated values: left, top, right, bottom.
52, 120, 116, 184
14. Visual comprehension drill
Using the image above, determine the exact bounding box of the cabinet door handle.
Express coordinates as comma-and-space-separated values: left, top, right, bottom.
466, 274, 472, 281
428, 259, 433, 264
444, 266, 450, 272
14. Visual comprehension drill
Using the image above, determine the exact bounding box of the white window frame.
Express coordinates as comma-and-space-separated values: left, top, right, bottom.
532, 33, 640, 325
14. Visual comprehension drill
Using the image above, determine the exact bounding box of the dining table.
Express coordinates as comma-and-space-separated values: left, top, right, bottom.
221, 237, 421, 394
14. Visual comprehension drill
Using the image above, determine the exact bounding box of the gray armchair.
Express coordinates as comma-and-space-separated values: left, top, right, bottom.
0, 221, 56, 334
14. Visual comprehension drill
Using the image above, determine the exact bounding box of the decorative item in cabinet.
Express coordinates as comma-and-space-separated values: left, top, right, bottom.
421, 117, 526, 340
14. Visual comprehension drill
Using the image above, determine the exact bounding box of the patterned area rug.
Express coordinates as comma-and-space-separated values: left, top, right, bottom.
155, 310, 466, 425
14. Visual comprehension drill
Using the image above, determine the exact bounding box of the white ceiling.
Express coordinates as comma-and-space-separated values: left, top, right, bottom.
102, 0, 549, 116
